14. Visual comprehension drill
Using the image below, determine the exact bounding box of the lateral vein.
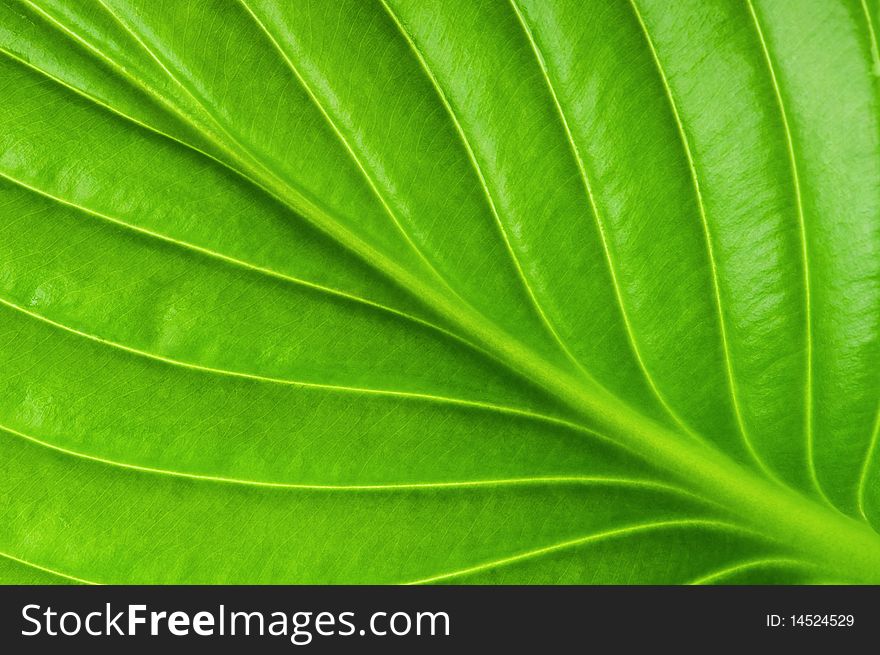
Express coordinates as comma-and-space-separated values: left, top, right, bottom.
378, 0, 596, 383
688, 557, 813, 585
0, 293, 608, 439
405, 519, 760, 584
236, 0, 464, 302
628, 0, 773, 478
507, 0, 700, 441
0, 166, 480, 360
0, 549, 98, 585
745, 0, 821, 501
0, 421, 683, 493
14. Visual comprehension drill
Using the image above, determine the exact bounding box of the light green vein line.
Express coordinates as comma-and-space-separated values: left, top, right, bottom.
378, 0, 596, 383
0, 550, 98, 585
0, 420, 681, 493
0, 293, 604, 440
857, 0, 880, 527
688, 557, 812, 585
0, 167, 480, 360
507, 0, 700, 442
745, 0, 823, 502
862, 0, 880, 74
405, 519, 753, 584
236, 0, 463, 302
628, 0, 775, 478
857, 409, 880, 520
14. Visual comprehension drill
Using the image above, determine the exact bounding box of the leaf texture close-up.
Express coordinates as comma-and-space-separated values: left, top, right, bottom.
0, 0, 878, 584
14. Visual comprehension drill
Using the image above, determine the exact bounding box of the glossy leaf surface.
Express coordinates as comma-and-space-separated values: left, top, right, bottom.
0, 0, 878, 584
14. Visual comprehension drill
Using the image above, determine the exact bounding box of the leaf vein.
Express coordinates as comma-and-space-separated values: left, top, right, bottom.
688, 557, 814, 585
0, 549, 97, 585
0, 293, 608, 440
507, 0, 701, 441
745, 0, 821, 500
379, 0, 597, 382
0, 420, 684, 494
405, 519, 761, 584
235, 0, 463, 301
629, 0, 773, 476
0, 167, 483, 364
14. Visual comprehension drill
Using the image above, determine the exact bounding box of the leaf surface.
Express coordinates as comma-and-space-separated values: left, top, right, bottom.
0, 0, 878, 584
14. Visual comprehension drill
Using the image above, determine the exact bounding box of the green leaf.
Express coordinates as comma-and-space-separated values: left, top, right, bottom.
0, 0, 877, 584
